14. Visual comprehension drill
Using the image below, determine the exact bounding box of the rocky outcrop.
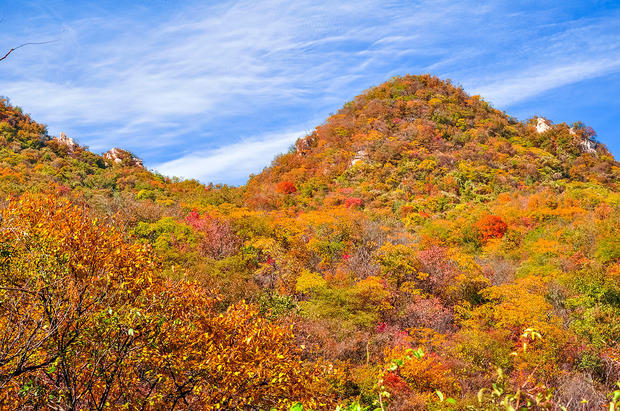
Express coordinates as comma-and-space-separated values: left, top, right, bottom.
104, 147, 123, 164
579, 139, 597, 154
569, 127, 598, 154
536, 117, 551, 133
53, 132, 79, 152
103, 147, 144, 167
351, 150, 367, 166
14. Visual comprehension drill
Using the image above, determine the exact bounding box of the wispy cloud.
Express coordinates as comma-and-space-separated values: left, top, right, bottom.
0, 0, 618, 182
1, 0, 480, 154
465, 15, 620, 106
153, 129, 307, 184
472, 58, 620, 106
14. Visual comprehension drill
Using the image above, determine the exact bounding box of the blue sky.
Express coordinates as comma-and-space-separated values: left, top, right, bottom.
1, 0, 619, 185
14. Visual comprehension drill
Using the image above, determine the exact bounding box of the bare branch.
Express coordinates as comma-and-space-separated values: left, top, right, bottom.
0, 40, 55, 62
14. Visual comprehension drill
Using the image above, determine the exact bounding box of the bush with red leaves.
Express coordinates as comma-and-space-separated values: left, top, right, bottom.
276, 181, 297, 194
475, 215, 508, 241
186, 210, 239, 259
401, 295, 454, 332
344, 197, 363, 208
383, 372, 410, 394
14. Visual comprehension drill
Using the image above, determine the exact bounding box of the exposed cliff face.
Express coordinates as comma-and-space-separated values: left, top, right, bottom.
350, 150, 367, 166
580, 138, 597, 154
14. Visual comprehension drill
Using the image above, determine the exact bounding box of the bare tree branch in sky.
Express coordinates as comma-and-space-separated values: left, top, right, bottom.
0, 41, 55, 62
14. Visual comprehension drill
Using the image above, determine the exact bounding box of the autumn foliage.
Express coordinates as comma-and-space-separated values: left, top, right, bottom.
276, 181, 297, 194
0, 195, 337, 409
185, 210, 239, 258
0, 74, 618, 409
344, 196, 363, 208
475, 214, 508, 241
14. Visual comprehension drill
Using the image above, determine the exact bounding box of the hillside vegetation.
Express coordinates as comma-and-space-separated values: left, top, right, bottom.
0, 75, 618, 409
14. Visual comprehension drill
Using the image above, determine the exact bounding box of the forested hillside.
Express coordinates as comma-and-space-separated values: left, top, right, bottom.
0, 74, 618, 409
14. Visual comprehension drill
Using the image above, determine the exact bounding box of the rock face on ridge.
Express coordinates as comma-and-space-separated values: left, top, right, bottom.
103, 147, 144, 167
535, 117, 551, 133
350, 150, 367, 167
580, 138, 597, 154
53, 132, 79, 152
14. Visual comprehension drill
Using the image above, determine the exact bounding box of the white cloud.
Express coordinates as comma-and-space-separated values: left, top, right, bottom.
471, 58, 620, 107
153, 129, 307, 184
463, 15, 620, 107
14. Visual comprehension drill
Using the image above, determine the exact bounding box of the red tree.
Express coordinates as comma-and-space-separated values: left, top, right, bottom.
276, 181, 297, 194
344, 197, 363, 208
185, 211, 239, 258
475, 215, 508, 241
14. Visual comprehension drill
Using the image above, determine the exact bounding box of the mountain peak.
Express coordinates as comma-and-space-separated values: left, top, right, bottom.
244, 74, 616, 211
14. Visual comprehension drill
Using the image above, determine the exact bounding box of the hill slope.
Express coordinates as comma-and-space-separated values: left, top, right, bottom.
245, 74, 616, 212
0, 76, 618, 409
